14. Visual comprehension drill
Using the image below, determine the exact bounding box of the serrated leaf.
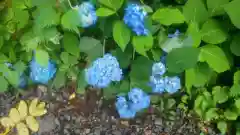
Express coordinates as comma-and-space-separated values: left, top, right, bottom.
224, 0, 240, 29
152, 8, 185, 25
166, 47, 200, 73
205, 108, 218, 121
35, 7, 60, 28
199, 44, 230, 73
18, 100, 28, 120
9, 108, 21, 124
212, 86, 228, 104
13, 8, 29, 30
96, 8, 115, 17
200, 19, 228, 44
183, 0, 209, 24
61, 9, 80, 34
63, 32, 80, 57
35, 49, 49, 67
20, 30, 40, 51
98, 0, 123, 10
16, 122, 29, 135
224, 109, 238, 120
166, 99, 176, 109
26, 116, 39, 132
230, 84, 240, 97
113, 21, 131, 51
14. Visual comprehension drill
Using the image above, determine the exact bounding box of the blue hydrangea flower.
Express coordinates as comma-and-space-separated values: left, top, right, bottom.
149, 75, 165, 93
168, 29, 180, 38
115, 96, 136, 119
30, 59, 56, 84
123, 3, 149, 36
128, 88, 150, 112
85, 54, 122, 88
4, 63, 27, 88
77, 2, 97, 28
164, 76, 181, 93
152, 62, 166, 76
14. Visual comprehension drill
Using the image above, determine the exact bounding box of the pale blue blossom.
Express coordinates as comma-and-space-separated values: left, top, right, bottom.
30, 59, 56, 84
123, 3, 149, 35
115, 96, 136, 119
85, 54, 122, 88
128, 88, 150, 112
77, 2, 97, 28
164, 76, 181, 93
152, 62, 166, 76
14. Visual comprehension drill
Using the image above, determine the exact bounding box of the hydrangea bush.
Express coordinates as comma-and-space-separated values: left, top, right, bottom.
0, 0, 240, 134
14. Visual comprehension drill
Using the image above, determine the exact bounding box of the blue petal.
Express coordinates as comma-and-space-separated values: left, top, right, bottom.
77, 2, 97, 28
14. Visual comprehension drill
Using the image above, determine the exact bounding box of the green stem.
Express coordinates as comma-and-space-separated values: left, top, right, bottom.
67, 0, 74, 9
132, 48, 135, 60
103, 38, 106, 55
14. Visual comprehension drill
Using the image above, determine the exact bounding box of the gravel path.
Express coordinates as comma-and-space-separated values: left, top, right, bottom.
0, 85, 219, 135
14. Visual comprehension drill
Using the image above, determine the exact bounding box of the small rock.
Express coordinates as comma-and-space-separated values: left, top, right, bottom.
55, 118, 60, 125
85, 128, 91, 134
75, 129, 81, 134
64, 114, 71, 121
154, 118, 162, 125
112, 131, 121, 135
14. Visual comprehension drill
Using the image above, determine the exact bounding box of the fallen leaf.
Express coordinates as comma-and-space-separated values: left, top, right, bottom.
26, 116, 39, 132
9, 108, 20, 124
18, 100, 28, 120
16, 122, 29, 135
0, 117, 14, 128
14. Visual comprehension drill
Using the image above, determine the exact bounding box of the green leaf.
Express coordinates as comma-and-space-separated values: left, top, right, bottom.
98, 0, 123, 10
63, 32, 80, 57
234, 70, 240, 84
207, 0, 230, 16
13, 8, 29, 30
52, 70, 66, 89
132, 35, 153, 57
166, 47, 200, 73
77, 71, 87, 94
5, 70, 20, 87
111, 48, 131, 69
183, 0, 209, 24
235, 98, 240, 109
113, 21, 131, 51
230, 84, 240, 97
79, 37, 102, 61
0, 76, 8, 92
61, 9, 80, 33
166, 99, 176, 109
205, 108, 218, 121
96, 8, 116, 17
217, 121, 227, 134
185, 63, 213, 90
13, 61, 26, 74
230, 33, 240, 56
199, 44, 230, 73
160, 36, 183, 53
186, 22, 201, 47
224, 109, 238, 120
152, 8, 185, 25
224, 0, 240, 29
35, 7, 60, 28
20, 30, 40, 51
0, 53, 9, 63
200, 19, 228, 44
143, 5, 153, 13
130, 57, 153, 92
212, 86, 228, 104
35, 49, 49, 67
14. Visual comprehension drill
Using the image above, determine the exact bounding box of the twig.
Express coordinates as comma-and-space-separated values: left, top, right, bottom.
67, 0, 74, 9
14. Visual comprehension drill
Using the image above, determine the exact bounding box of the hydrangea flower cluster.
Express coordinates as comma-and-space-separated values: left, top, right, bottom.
149, 62, 181, 94
4, 63, 27, 88
77, 2, 97, 28
123, 3, 149, 36
29, 58, 56, 84
85, 54, 122, 88
115, 88, 150, 119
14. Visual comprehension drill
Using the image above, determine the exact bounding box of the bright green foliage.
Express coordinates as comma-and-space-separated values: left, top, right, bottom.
207, 0, 230, 16
113, 21, 131, 51
224, 0, 240, 29
132, 35, 153, 57
152, 8, 185, 25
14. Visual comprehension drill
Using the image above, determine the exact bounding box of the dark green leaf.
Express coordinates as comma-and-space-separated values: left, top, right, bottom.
224, 0, 240, 29
63, 32, 80, 57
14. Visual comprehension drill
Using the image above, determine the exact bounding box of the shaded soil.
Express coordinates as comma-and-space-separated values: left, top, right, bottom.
0, 85, 219, 135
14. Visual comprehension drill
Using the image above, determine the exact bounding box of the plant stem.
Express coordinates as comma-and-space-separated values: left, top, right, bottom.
103, 38, 106, 55
132, 48, 136, 60
67, 0, 74, 9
